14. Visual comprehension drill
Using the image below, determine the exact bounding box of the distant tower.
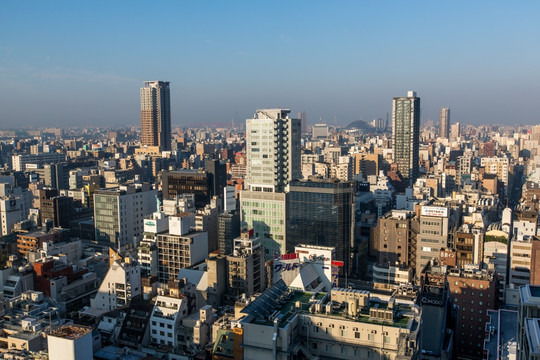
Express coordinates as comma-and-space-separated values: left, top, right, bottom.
439, 107, 450, 138
392, 91, 420, 186
140, 81, 171, 151
450, 122, 461, 140
298, 111, 307, 133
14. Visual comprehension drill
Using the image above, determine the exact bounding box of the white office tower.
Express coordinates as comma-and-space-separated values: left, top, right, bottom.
47, 324, 93, 360
245, 109, 301, 193
241, 109, 301, 257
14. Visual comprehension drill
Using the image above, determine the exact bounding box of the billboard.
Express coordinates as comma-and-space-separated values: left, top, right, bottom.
421, 206, 448, 217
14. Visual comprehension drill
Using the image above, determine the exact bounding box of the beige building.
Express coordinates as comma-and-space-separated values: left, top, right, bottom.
223, 282, 421, 360
140, 81, 171, 151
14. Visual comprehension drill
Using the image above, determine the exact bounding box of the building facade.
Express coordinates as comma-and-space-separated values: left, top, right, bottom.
245, 108, 301, 193
287, 179, 355, 274
93, 183, 157, 252
140, 81, 171, 151
392, 91, 420, 185
439, 106, 450, 139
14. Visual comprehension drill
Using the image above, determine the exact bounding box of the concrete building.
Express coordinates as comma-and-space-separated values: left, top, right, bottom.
481, 156, 510, 193
510, 235, 540, 287
370, 210, 417, 270
447, 265, 499, 359
392, 91, 420, 185
0, 193, 31, 237
156, 213, 208, 283
416, 204, 452, 276
225, 281, 421, 360
450, 122, 461, 140
483, 309, 518, 360
312, 124, 329, 139
140, 81, 171, 151
245, 108, 301, 193
11, 153, 66, 171
226, 230, 265, 298
138, 211, 168, 275
518, 284, 540, 360
47, 324, 93, 360
439, 107, 450, 139
149, 291, 188, 347
90, 253, 141, 311
94, 183, 157, 252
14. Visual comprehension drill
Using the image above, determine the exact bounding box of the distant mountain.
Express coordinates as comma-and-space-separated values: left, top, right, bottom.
344, 120, 374, 131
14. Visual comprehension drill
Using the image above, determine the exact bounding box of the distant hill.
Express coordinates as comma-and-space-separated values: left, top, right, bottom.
344, 120, 374, 131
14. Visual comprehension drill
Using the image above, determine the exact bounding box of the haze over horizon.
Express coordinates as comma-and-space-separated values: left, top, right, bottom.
1, 1, 539, 129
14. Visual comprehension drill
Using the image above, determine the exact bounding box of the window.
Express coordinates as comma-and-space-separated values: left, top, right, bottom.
355, 332, 360, 339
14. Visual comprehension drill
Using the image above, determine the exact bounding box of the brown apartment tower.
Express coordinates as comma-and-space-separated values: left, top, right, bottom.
140, 81, 171, 151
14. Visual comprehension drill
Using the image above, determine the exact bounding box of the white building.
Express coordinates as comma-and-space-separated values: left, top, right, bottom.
94, 183, 157, 253
149, 293, 188, 346
245, 108, 301, 193
11, 153, 66, 171
0, 184, 31, 236
138, 211, 168, 275
47, 324, 93, 360
90, 254, 141, 311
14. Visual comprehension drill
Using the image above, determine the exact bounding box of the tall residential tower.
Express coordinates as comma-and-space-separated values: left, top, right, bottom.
241, 109, 301, 257
140, 81, 171, 151
245, 109, 301, 192
439, 106, 450, 139
392, 91, 420, 186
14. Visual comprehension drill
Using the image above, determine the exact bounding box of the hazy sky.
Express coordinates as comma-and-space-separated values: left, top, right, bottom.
1, 1, 539, 129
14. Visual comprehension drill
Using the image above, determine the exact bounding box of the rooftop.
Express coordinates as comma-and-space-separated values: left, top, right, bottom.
240, 281, 416, 329
49, 324, 92, 339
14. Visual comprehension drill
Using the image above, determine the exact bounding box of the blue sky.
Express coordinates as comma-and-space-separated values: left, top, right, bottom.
1, 1, 539, 128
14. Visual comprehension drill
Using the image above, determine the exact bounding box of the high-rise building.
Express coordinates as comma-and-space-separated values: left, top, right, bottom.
245, 109, 301, 192
241, 108, 301, 257
140, 81, 171, 151
450, 122, 461, 140
392, 91, 420, 185
439, 107, 450, 139
287, 179, 355, 274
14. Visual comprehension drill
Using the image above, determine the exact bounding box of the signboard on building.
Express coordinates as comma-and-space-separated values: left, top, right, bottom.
421, 206, 448, 217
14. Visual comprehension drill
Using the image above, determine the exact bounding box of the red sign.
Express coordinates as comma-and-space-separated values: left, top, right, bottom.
331, 260, 344, 267
281, 253, 299, 260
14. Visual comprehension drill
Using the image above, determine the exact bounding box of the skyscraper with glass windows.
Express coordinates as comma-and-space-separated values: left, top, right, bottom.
287, 179, 355, 275
392, 91, 420, 186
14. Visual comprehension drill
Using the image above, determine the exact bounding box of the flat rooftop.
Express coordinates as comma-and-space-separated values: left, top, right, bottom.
246, 289, 414, 329
49, 324, 92, 339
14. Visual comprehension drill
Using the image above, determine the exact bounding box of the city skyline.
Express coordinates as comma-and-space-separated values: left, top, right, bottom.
1, 1, 540, 128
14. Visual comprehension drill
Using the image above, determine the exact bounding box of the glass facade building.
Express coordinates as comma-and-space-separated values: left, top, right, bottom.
392, 91, 420, 186
287, 179, 355, 274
